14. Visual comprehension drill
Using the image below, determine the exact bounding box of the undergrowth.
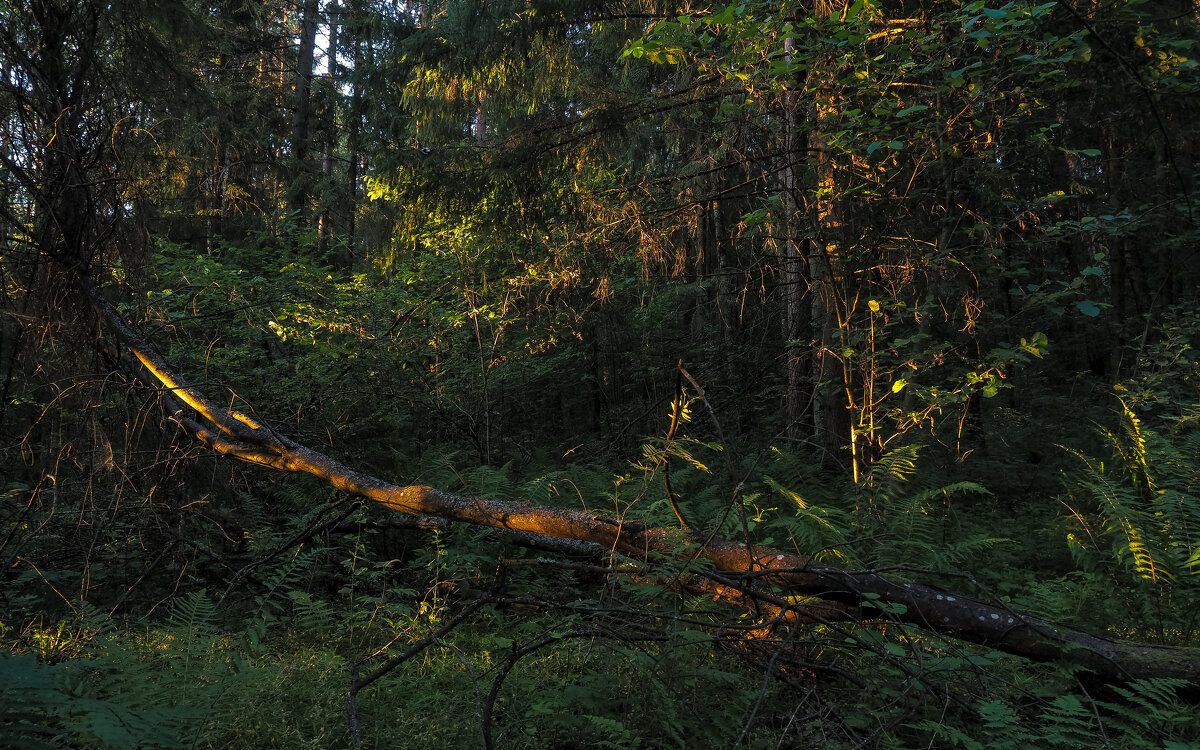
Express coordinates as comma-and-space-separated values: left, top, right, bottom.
3, 425, 1200, 749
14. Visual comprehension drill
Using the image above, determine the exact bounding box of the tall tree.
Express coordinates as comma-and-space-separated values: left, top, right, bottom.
289, 0, 321, 219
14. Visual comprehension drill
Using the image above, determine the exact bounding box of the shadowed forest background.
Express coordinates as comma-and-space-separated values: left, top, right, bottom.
1, 0, 1199, 747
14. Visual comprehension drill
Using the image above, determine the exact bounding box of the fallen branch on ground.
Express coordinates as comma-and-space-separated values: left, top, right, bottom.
81, 274, 1200, 687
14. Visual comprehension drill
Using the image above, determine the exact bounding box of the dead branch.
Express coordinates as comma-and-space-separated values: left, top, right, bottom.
80, 274, 1200, 686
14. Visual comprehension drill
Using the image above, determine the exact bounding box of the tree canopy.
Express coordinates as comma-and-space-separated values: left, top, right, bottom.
1, 0, 1199, 747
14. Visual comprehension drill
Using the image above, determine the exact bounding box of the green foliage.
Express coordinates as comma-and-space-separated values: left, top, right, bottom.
2, 0, 1199, 748
757, 445, 1001, 573
1118, 305, 1200, 420
912, 677, 1199, 750
0, 647, 196, 749
1062, 402, 1200, 640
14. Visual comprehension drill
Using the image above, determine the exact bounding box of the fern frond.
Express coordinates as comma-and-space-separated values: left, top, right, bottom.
908, 719, 985, 750
440, 461, 521, 502
906, 481, 991, 506
254, 548, 321, 620
978, 700, 1038, 747
1070, 405, 1200, 589
865, 445, 921, 500
764, 477, 853, 564
287, 590, 336, 636
1038, 694, 1097, 746
1119, 518, 1170, 582
1107, 677, 1190, 711
170, 589, 216, 635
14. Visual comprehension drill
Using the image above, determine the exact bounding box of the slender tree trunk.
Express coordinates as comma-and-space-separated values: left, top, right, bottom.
289, 0, 319, 221
806, 0, 854, 474
475, 88, 487, 144
206, 52, 228, 257
781, 36, 810, 442
345, 0, 363, 243
318, 1, 339, 255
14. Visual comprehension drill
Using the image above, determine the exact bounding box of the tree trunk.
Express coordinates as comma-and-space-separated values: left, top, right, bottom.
345, 0, 363, 244
781, 36, 810, 443
318, 1, 339, 255
475, 88, 487, 144
289, 0, 319, 221
77, 272, 1200, 687
23, 1, 99, 265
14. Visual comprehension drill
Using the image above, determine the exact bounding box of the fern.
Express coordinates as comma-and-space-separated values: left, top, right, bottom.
860, 443, 922, 505
759, 447, 1000, 571
0, 649, 196, 749
414, 450, 470, 492
977, 700, 1038, 747
908, 719, 985, 749
458, 461, 520, 502
521, 464, 614, 513
237, 490, 274, 550
1064, 403, 1200, 636
166, 589, 218, 685
170, 588, 217, 635
1108, 677, 1186, 714
762, 446, 841, 508
78, 599, 117, 637
251, 547, 321, 621
911, 681, 1200, 750
522, 470, 578, 506
1096, 678, 1199, 747
1038, 694, 1097, 747
287, 590, 337, 637
583, 715, 639, 750
763, 476, 854, 564
875, 480, 1001, 570
0, 653, 69, 750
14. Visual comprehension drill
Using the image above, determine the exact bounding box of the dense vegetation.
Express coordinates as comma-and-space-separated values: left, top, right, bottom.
1, 0, 1198, 747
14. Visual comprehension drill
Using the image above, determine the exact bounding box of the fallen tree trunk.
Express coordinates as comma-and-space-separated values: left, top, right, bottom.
82, 276, 1200, 685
